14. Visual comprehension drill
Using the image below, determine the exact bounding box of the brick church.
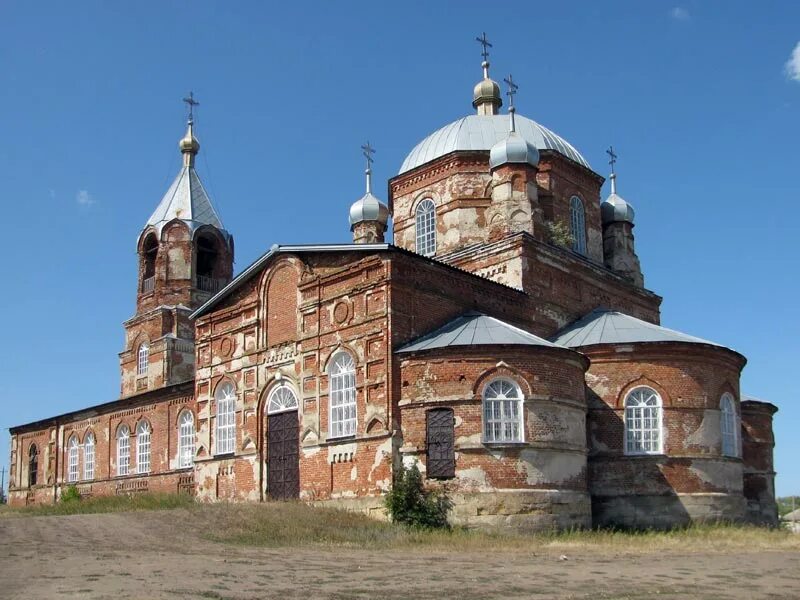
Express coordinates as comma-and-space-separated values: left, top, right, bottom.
7, 49, 779, 530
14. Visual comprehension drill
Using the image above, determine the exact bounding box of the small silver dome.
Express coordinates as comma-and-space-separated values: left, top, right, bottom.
349, 192, 390, 228
489, 132, 540, 169
601, 192, 635, 224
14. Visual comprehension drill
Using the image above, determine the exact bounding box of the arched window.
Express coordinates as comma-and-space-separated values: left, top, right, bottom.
67, 435, 79, 483
178, 412, 195, 469
117, 425, 130, 476
137, 342, 149, 377
483, 378, 524, 443
720, 393, 739, 457
215, 382, 237, 455
267, 382, 299, 414
415, 199, 437, 257
142, 233, 158, 293
196, 234, 222, 292
570, 196, 586, 255
28, 444, 38, 487
329, 351, 356, 438
136, 421, 151, 474
624, 387, 663, 455
83, 433, 95, 480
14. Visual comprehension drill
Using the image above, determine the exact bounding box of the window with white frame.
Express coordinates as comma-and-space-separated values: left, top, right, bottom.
83, 433, 95, 480
624, 387, 663, 455
329, 351, 356, 438
178, 411, 195, 469
136, 421, 151, 474
137, 342, 149, 376
720, 393, 738, 457
67, 435, 79, 483
415, 199, 437, 257
117, 425, 130, 476
215, 382, 237, 455
268, 382, 299, 414
570, 196, 586, 255
482, 378, 524, 443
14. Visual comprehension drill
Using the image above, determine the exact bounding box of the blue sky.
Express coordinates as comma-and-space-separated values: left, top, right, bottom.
1, 1, 798, 495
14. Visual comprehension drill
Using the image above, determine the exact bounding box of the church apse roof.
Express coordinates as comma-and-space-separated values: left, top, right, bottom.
551, 308, 737, 353
396, 312, 565, 353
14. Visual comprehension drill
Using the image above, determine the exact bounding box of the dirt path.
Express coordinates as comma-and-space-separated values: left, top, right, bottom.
1, 511, 799, 599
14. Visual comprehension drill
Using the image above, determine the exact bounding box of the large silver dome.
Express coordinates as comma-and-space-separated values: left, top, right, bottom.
399, 114, 590, 174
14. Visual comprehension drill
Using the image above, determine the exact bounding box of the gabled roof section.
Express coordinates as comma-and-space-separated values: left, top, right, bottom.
551, 308, 731, 350
146, 166, 226, 238
396, 312, 563, 353
190, 244, 526, 321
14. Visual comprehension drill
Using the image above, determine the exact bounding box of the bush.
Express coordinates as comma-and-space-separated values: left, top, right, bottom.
384, 462, 452, 529
60, 485, 81, 504
543, 220, 574, 248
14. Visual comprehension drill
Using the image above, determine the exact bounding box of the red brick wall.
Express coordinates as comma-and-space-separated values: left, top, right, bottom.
741, 400, 778, 525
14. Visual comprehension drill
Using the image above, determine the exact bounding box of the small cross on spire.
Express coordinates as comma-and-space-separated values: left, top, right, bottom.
476, 32, 492, 62
606, 146, 617, 174
503, 74, 518, 109
361, 141, 375, 194
182, 91, 199, 123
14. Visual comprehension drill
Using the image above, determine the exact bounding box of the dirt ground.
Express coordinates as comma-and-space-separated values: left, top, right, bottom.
1, 510, 799, 600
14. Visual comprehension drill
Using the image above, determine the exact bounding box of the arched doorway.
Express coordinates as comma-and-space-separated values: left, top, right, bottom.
266, 382, 300, 500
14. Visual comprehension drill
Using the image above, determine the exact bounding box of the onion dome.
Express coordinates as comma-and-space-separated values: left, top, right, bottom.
473, 61, 502, 114
179, 120, 200, 164
488, 76, 539, 170
600, 172, 635, 225
349, 142, 389, 229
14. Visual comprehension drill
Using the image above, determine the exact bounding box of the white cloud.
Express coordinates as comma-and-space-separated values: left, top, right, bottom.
670, 7, 690, 20
786, 42, 800, 82
48, 188, 56, 199
76, 189, 95, 206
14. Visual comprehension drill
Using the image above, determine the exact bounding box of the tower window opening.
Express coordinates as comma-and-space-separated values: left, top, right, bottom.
196, 235, 222, 293
142, 234, 158, 293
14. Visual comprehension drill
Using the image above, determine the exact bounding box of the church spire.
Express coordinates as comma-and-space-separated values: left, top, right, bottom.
179, 92, 200, 167
607, 145, 618, 195
349, 141, 389, 244
473, 33, 502, 116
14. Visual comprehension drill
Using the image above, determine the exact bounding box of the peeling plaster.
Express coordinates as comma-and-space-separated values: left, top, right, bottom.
516, 449, 585, 486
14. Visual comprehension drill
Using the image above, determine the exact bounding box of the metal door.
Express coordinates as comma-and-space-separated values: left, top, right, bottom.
427, 408, 455, 479
267, 411, 299, 500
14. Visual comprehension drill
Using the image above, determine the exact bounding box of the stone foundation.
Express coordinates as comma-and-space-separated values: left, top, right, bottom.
592, 493, 746, 529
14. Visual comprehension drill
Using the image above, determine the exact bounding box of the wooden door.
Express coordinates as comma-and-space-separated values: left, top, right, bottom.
267, 411, 299, 500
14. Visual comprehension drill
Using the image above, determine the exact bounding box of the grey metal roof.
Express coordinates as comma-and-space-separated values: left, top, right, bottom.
145, 165, 226, 239
399, 114, 590, 174
396, 312, 564, 353
551, 309, 731, 349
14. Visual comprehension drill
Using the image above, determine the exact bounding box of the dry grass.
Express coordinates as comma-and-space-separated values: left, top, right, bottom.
4, 494, 798, 555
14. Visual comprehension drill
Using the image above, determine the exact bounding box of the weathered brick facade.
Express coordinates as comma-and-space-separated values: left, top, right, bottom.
7, 71, 778, 530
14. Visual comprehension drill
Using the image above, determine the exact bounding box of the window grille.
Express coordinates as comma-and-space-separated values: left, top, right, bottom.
117, 425, 130, 476
483, 379, 524, 443
329, 352, 357, 438
178, 412, 195, 469
215, 382, 237, 455
624, 387, 663, 455
83, 433, 95, 480
415, 199, 437, 257
570, 196, 586, 255
137, 343, 149, 376
136, 421, 151, 474
268, 383, 299, 415
28, 444, 38, 487
67, 436, 79, 483
720, 393, 738, 457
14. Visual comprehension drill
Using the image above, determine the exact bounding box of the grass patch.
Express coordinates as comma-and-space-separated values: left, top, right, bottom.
0, 492, 194, 517
198, 501, 800, 554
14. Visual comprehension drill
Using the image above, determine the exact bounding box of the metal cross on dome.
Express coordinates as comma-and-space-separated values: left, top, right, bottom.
476, 32, 492, 62
361, 141, 375, 170
503, 74, 518, 108
606, 146, 618, 174
182, 91, 199, 122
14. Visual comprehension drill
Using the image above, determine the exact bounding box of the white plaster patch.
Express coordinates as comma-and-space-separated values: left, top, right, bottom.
687, 409, 721, 449
368, 437, 392, 482
516, 449, 585, 486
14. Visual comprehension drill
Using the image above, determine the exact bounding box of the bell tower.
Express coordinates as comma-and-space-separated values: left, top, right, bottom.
120, 94, 234, 397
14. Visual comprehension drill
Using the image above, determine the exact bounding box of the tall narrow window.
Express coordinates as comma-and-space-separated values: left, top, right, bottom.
142, 233, 158, 293
28, 444, 38, 487
67, 435, 79, 483
624, 387, 663, 455
329, 351, 357, 438
178, 411, 195, 469
427, 408, 455, 478
117, 425, 130, 476
720, 393, 738, 457
415, 199, 437, 257
137, 342, 149, 376
570, 196, 586, 255
136, 421, 151, 474
215, 382, 237, 455
83, 433, 95, 480
483, 379, 524, 443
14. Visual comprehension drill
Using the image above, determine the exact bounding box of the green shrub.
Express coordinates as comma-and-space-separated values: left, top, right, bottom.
384, 462, 452, 529
60, 485, 81, 504
543, 220, 574, 248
